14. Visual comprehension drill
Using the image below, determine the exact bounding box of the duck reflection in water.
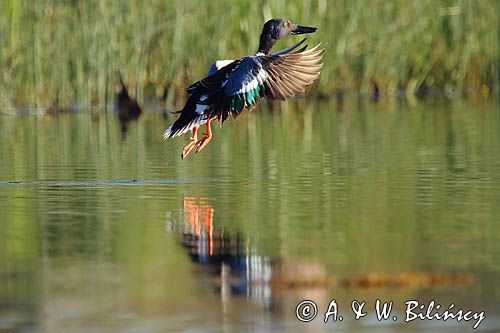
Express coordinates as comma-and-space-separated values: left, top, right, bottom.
180, 196, 273, 306
173, 196, 332, 313
171, 196, 475, 315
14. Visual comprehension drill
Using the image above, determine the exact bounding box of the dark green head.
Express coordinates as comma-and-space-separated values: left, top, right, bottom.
257, 18, 318, 55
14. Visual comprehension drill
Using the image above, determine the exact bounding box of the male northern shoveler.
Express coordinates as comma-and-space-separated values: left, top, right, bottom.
163, 18, 324, 159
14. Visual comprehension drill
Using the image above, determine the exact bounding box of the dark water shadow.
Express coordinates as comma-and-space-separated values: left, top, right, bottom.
115, 74, 142, 140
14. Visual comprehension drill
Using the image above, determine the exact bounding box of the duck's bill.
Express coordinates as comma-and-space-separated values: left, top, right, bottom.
291, 25, 318, 35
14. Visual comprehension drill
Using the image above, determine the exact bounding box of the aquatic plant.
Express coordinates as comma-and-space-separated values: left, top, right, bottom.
0, 0, 498, 108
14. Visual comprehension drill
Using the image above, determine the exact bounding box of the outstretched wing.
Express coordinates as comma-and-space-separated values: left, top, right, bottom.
259, 43, 324, 100
164, 39, 324, 139
215, 39, 324, 120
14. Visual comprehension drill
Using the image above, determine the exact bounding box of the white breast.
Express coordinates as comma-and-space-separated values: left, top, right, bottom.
208, 60, 234, 76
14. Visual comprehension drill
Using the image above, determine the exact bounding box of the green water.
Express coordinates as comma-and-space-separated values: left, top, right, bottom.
0, 99, 499, 332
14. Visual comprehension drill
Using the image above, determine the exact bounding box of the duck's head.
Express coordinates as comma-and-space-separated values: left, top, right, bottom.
257, 18, 318, 55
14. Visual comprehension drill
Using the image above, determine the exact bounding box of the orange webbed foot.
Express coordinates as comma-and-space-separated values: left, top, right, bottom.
195, 135, 212, 153
195, 117, 216, 154
181, 140, 196, 159
180, 127, 198, 159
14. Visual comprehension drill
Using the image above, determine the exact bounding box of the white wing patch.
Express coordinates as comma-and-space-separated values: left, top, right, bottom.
235, 68, 268, 95
221, 56, 269, 96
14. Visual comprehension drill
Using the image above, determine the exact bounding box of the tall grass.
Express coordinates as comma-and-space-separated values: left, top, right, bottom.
0, 0, 498, 108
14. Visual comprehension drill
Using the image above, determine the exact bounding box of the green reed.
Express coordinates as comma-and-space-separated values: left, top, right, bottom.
0, 0, 498, 108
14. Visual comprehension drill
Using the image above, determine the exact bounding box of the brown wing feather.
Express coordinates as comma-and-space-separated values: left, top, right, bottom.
262, 44, 324, 100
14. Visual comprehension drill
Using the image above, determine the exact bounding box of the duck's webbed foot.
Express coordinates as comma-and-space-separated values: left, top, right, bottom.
195, 117, 216, 154
180, 127, 198, 159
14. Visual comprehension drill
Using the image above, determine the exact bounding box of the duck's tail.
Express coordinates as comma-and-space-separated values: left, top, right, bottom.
163, 102, 209, 139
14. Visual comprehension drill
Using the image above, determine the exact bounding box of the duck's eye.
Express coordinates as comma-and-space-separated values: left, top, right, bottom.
283, 21, 288, 27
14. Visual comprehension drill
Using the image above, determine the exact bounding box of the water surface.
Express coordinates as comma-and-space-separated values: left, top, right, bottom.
0, 99, 499, 332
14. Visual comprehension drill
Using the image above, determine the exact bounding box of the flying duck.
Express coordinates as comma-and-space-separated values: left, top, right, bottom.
163, 18, 324, 159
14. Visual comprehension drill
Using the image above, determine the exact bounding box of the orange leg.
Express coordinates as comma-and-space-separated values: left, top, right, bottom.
195, 117, 216, 153
180, 126, 198, 159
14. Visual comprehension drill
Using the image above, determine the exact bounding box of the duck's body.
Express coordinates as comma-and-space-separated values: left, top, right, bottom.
163, 18, 324, 159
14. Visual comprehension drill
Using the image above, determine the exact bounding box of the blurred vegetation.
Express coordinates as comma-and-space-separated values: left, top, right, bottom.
0, 0, 498, 108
